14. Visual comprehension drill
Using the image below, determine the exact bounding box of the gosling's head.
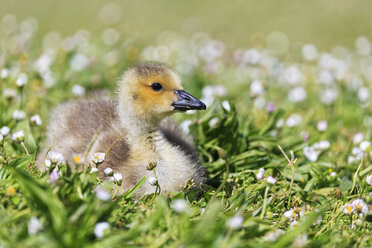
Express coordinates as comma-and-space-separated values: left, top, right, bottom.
118, 63, 206, 123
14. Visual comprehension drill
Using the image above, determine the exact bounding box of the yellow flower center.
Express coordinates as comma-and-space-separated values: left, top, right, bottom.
73, 155, 82, 163
328, 168, 333, 173
347, 206, 352, 212
6, 187, 16, 196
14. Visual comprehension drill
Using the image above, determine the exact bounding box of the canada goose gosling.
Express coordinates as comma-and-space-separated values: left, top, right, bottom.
38, 63, 206, 194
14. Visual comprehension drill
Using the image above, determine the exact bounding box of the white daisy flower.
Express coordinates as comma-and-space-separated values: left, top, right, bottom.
266, 102, 276, 113
351, 199, 369, 214
95, 186, 111, 201
319, 88, 338, 105
28, 217, 43, 235
313, 141, 330, 150
104, 167, 113, 176
30, 114, 42, 126
72, 153, 85, 164
266, 176, 277, 185
353, 133, 364, 144
302, 44, 318, 61
270, 130, 278, 137
358, 87, 370, 103
0, 126, 10, 136
314, 209, 322, 225
90, 167, 98, 174
172, 199, 188, 213
72, 84, 86, 96
11, 130, 24, 143
47, 151, 65, 166
360, 141, 371, 152
93, 152, 105, 164
70, 54, 89, 71
366, 175, 372, 186
284, 208, 297, 221
113, 172, 122, 185
148, 176, 158, 186
282, 66, 304, 85
300, 131, 310, 141
226, 215, 244, 229
12, 110, 26, 120
244, 49, 261, 65
94, 222, 110, 238
286, 114, 302, 127
288, 86, 306, 102
276, 118, 284, 128
213, 85, 227, 97
44, 159, 51, 168
48, 168, 60, 183
16, 73, 27, 88
352, 147, 363, 159
250, 80, 265, 96
3, 88, 17, 98
222, 100, 231, 112
303, 146, 319, 162
343, 203, 354, 215
1, 68, 9, 78
318, 70, 334, 85
348, 155, 357, 164
256, 168, 265, 180
317, 120, 327, 132
289, 220, 299, 229
208, 117, 219, 128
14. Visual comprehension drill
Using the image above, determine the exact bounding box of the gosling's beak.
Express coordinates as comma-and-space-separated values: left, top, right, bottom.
172, 90, 206, 111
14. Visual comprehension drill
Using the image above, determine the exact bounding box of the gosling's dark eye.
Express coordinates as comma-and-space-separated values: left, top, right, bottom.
151, 82, 163, 91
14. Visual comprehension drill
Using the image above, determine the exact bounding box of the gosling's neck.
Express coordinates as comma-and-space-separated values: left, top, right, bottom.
117, 99, 162, 148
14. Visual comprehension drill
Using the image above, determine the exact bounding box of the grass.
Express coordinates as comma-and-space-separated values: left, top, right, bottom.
0, 10, 372, 248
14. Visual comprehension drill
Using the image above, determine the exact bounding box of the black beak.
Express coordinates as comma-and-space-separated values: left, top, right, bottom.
172, 90, 206, 111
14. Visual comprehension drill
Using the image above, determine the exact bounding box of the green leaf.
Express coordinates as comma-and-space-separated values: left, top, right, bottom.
339, 177, 353, 192
125, 176, 146, 199
0, 155, 33, 179
8, 166, 68, 243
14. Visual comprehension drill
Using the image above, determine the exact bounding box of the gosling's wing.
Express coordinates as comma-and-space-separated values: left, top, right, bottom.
36, 98, 119, 169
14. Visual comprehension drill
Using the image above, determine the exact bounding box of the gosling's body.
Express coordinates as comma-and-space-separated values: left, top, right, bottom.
37, 63, 206, 194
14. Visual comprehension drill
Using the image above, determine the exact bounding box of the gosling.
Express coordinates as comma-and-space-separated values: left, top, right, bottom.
37, 63, 206, 194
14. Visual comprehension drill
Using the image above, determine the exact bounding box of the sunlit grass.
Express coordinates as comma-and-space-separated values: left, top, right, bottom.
0, 9, 372, 247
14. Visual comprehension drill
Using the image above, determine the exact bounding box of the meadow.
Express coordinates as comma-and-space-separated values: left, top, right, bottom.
0, 1, 372, 247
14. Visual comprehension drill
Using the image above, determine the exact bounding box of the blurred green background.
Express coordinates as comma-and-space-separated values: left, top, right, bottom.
1, 0, 371, 50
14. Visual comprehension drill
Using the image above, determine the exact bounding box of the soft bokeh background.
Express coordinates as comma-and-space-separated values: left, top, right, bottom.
1, 1, 372, 247
1, 0, 371, 50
